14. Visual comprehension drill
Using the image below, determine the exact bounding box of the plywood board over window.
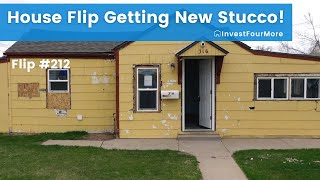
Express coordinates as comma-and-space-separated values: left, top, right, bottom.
46, 69, 71, 109
47, 93, 71, 109
18, 83, 40, 98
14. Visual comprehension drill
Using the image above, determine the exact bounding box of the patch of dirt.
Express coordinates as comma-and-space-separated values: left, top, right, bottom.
84, 133, 115, 141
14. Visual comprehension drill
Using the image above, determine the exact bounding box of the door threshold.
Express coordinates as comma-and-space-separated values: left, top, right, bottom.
183, 129, 214, 132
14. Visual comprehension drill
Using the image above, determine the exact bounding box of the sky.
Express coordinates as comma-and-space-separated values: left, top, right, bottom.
0, 0, 319, 55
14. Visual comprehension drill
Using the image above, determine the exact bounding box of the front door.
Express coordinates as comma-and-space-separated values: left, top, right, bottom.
183, 59, 214, 131
199, 60, 212, 129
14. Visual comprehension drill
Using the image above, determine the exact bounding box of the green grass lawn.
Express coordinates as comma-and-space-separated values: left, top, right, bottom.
0, 132, 201, 180
233, 149, 320, 180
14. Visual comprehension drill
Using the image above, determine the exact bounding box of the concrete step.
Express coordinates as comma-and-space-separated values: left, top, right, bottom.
177, 134, 221, 140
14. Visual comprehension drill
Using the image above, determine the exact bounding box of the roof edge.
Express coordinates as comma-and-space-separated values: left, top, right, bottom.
233, 41, 320, 61
4, 41, 320, 61
113, 41, 134, 51
4, 52, 115, 59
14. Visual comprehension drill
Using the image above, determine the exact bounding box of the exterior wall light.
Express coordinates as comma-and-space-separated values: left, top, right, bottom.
170, 63, 175, 71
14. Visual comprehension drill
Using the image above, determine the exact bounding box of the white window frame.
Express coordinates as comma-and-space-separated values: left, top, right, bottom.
47, 69, 70, 93
136, 67, 159, 112
302, 77, 320, 100
257, 77, 289, 100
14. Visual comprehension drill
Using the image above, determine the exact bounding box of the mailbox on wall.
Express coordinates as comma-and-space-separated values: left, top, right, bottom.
161, 90, 179, 99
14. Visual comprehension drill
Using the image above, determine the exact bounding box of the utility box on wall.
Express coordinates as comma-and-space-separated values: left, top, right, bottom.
161, 90, 179, 99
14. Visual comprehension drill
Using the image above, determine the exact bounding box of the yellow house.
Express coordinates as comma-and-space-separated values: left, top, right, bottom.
1, 41, 320, 138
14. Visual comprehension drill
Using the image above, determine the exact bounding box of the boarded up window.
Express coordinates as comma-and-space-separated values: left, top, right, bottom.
18, 83, 40, 98
47, 93, 71, 109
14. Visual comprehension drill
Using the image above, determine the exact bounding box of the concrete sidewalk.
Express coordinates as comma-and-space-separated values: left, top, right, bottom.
43, 138, 320, 180
179, 139, 246, 180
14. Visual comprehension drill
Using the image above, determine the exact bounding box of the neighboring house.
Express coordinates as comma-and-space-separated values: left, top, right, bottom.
1, 41, 320, 138
0, 56, 9, 133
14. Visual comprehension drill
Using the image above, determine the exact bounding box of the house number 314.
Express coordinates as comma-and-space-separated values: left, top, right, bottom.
198, 49, 209, 54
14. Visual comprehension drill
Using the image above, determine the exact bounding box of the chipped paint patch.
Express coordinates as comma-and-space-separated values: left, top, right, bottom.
91, 72, 110, 84
167, 79, 177, 83
221, 128, 228, 133
163, 83, 174, 89
224, 115, 229, 120
161, 120, 167, 124
152, 125, 157, 129
128, 114, 133, 120
168, 113, 178, 120
124, 129, 130, 134
91, 72, 99, 84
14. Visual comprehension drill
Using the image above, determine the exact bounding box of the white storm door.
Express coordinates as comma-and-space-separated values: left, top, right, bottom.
199, 59, 212, 128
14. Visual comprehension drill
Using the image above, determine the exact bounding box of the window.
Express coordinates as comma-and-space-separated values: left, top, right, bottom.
47, 69, 69, 93
136, 66, 160, 112
290, 77, 320, 99
306, 78, 320, 99
291, 78, 304, 98
274, 79, 288, 98
257, 77, 288, 100
258, 78, 271, 98
256, 74, 320, 101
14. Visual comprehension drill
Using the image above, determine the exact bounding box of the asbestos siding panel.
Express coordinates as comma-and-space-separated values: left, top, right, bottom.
0, 63, 9, 132
9, 58, 116, 133
215, 44, 320, 138
118, 42, 190, 138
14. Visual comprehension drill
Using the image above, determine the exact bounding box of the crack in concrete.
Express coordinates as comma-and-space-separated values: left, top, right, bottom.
280, 139, 295, 148
100, 141, 104, 148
